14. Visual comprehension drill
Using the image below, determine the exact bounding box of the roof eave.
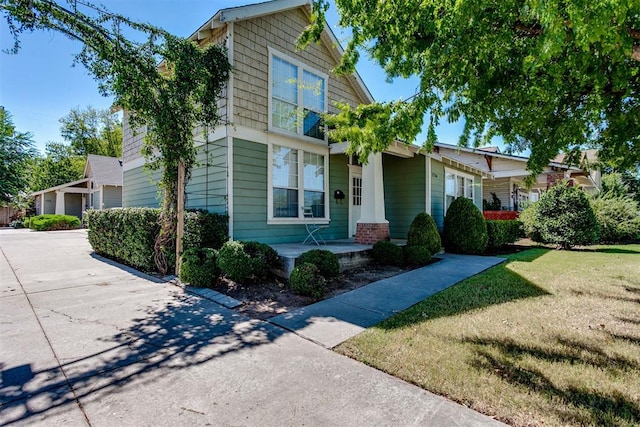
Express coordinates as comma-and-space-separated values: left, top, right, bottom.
30, 178, 90, 197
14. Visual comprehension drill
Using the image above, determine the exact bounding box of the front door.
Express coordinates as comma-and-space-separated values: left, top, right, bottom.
349, 170, 362, 237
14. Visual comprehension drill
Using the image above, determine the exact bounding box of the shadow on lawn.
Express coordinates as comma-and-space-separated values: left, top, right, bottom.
0, 293, 283, 425
594, 247, 640, 255
466, 336, 640, 426
377, 258, 550, 329
502, 247, 550, 263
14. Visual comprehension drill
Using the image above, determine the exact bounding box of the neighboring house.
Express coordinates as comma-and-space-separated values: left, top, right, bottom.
32, 154, 123, 218
122, 0, 487, 244
434, 143, 600, 211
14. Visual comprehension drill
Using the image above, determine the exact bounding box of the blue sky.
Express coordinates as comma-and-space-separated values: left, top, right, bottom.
0, 0, 469, 155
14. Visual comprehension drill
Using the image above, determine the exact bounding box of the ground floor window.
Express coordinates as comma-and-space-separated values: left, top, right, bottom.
271, 144, 326, 220
445, 168, 475, 211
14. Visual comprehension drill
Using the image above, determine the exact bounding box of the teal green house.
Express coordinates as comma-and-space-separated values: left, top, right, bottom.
121, 0, 487, 245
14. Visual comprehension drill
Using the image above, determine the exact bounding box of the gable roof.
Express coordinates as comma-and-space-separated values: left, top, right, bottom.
551, 149, 599, 167
190, 0, 374, 104
30, 178, 90, 197
434, 142, 580, 171
84, 154, 123, 187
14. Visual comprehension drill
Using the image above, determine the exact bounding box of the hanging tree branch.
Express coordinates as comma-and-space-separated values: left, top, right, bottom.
2, 0, 232, 274
299, 0, 640, 175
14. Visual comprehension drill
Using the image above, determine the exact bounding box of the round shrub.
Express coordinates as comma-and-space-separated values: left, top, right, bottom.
216, 241, 256, 282
590, 196, 640, 243
534, 183, 600, 249
405, 245, 431, 266
297, 249, 340, 279
289, 262, 326, 299
407, 212, 442, 255
519, 204, 543, 242
243, 241, 280, 278
443, 197, 488, 254
371, 240, 404, 266
179, 248, 219, 287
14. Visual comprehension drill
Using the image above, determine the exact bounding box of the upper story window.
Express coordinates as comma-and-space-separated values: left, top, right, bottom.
445, 168, 475, 211
269, 49, 327, 141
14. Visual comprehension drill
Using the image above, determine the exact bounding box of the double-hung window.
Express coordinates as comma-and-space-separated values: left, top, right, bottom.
271, 144, 326, 220
445, 168, 475, 211
270, 49, 327, 141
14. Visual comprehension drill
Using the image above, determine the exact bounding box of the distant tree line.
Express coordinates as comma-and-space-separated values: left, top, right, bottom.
0, 105, 122, 207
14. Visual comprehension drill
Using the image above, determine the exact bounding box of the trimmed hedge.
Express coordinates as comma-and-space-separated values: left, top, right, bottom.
297, 249, 340, 279
443, 197, 488, 254
486, 220, 523, 251
86, 208, 228, 273
86, 208, 160, 272
371, 240, 404, 266
179, 248, 219, 287
183, 209, 228, 250
29, 214, 81, 231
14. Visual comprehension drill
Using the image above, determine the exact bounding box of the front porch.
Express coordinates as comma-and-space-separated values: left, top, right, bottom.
270, 238, 406, 279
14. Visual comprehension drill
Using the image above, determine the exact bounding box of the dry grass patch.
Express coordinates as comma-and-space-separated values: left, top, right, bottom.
335, 246, 640, 427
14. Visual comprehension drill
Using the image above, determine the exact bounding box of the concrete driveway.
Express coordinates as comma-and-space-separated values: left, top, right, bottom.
0, 229, 503, 426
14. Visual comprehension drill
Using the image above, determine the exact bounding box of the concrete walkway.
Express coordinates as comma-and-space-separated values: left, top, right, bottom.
0, 229, 505, 426
271, 254, 505, 348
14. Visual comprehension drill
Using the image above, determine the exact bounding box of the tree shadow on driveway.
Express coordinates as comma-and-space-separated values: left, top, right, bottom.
0, 292, 284, 425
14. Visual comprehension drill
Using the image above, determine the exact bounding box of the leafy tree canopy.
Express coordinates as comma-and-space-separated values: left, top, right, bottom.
302, 0, 640, 174
598, 171, 640, 203
59, 106, 122, 157
2, 0, 231, 273
28, 142, 85, 192
0, 107, 36, 204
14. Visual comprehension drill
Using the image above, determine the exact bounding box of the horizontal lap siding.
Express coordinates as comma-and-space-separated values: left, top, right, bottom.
185, 138, 227, 214
474, 175, 483, 211
383, 154, 426, 239
232, 139, 273, 241
430, 159, 445, 230
123, 166, 161, 208
65, 194, 83, 218
102, 186, 122, 209
430, 159, 484, 230
232, 139, 346, 244
482, 177, 511, 210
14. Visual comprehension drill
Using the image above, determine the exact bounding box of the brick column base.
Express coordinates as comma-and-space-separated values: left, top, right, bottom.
355, 222, 390, 244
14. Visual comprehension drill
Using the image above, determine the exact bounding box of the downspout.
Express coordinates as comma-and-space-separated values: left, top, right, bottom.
226, 22, 235, 240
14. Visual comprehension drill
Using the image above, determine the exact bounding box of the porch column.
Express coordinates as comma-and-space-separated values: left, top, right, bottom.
355, 152, 389, 244
54, 191, 65, 215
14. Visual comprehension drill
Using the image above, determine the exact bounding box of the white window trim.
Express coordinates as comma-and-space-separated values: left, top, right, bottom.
267, 47, 329, 144
267, 140, 330, 225
444, 167, 476, 212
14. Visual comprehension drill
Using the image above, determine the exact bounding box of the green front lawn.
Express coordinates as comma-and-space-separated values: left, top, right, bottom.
336, 245, 640, 426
